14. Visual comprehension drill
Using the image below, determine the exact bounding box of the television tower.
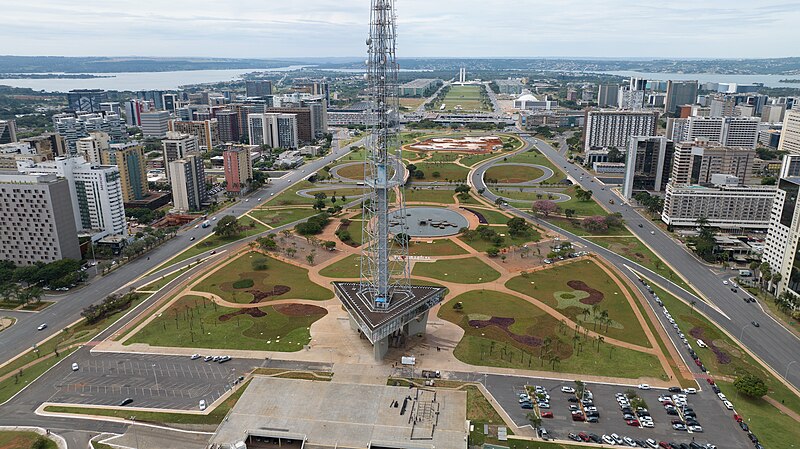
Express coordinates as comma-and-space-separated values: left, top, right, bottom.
333, 0, 445, 360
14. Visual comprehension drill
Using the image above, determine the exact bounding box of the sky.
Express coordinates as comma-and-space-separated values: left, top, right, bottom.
3, 0, 800, 59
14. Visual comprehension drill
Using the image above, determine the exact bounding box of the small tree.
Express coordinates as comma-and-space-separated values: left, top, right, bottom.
734, 373, 768, 398
532, 200, 559, 217
526, 412, 542, 430
487, 247, 500, 257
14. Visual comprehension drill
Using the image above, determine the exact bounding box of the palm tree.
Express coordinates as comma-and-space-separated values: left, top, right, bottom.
689, 300, 697, 315
596, 336, 605, 352
572, 334, 580, 349
527, 412, 542, 430
549, 354, 561, 370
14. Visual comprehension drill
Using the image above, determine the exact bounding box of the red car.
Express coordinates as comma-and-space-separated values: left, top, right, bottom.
695, 359, 703, 367
625, 419, 640, 426
572, 413, 585, 421
734, 414, 743, 423
541, 411, 554, 418
578, 432, 590, 442
706, 377, 715, 385
659, 443, 670, 449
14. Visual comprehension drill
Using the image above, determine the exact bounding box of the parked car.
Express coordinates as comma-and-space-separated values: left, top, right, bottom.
561, 386, 575, 393
723, 400, 734, 410
119, 398, 133, 406
190, 354, 201, 360
638, 384, 651, 390
541, 411, 553, 418
71, 362, 79, 371
199, 399, 207, 411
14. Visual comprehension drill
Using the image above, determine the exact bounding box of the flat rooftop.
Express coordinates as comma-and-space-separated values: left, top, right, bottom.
210, 376, 468, 449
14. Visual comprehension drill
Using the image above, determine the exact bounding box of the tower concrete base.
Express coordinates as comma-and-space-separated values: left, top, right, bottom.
406, 311, 429, 337
373, 335, 389, 360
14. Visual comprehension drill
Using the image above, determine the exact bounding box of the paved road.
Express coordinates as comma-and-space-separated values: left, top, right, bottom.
0, 139, 365, 365
470, 132, 800, 391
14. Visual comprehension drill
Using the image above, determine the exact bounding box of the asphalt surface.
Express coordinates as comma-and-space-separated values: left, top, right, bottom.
470, 132, 800, 391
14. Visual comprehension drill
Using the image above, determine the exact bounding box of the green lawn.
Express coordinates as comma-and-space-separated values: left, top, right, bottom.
485, 165, 546, 184
45, 380, 252, 426
505, 149, 566, 181
336, 163, 366, 180
465, 384, 513, 446
141, 266, 190, 291
404, 188, 456, 204
249, 208, 318, 228
545, 216, 631, 237
647, 280, 800, 415
194, 252, 332, 303
458, 225, 541, 252
461, 207, 512, 225
408, 239, 468, 256
153, 217, 268, 272
587, 237, 696, 295
0, 431, 57, 449
461, 152, 502, 167
319, 254, 361, 279
498, 186, 607, 217
264, 181, 316, 206
412, 257, 500, 284
410, 163, 469, 183
716, 380, 800, 449
126, 296, 325, 351
505, 259, 650, 347
439, 290, 667, 379
440, 85, 489, 112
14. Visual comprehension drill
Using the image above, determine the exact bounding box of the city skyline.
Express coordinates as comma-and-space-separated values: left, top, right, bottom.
3, 0, 799, 59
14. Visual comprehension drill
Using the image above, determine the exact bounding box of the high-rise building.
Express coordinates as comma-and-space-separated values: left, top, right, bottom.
137, 90, 166, 109
264, 106, 325, 144
0, 142, 41, 170
169, 155, 206, 211
140, 111, 170, 138
662, 180, 776, 229
161, 131, 199, 181
0, 172, 81, 264
124, 99, 148, 126
779, 109, 800, 155
245, 80, 273, 97
52, 112, 125, 154
670, 141, 758, 186
667, 116, 760, 149
215, 110, 241, 143
761, 104, 786, 123
17, 157, 127, 239
76, 131, 110, 164
247, 113, 299, 149
162, 94, 178, 112
102, 144, 149, 202
622, 136, 674, 199
596, 84, 619, 108
583, 110, 659, 151
223, 146, 253, 195
0, 119, 17, 144
617, 87, 644, 110
665, 80, 698, 115
67, 89, 108, 112
21, 133, 66, 159
169, 119, 219, 151
763, 155, 800, 296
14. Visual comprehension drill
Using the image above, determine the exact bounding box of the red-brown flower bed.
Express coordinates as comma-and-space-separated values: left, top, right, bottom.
567, 280, 604, 305
249, 285, 291, 301
468, 316, 543, 347
274, 303, 326, 317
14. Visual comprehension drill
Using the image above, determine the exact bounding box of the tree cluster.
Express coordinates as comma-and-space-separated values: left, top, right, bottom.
581, 213, 624, 233
0, 258, 85, 290
733, 373, 768, 398
81, 292, 138, 324
214, 215, 244, 239
633, 192, 665, 215
295, 213, 331, 236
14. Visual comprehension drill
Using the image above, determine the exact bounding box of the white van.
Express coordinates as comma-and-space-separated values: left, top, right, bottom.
696, 339, 707, 348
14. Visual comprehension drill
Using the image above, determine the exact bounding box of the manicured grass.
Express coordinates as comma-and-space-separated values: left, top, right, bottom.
440, 85, 489, 112
461, 207, 511, 225
249, 208, 318, 228
195, 252, 332, 303
154, 217, 268, 272
92, 442, 114, 449
408, 239, 468, 256
336, 163, 366, 180
458, 225, 541, 252
0, 431, 56, 449
716, 380, 800, 449
461, 152, 501, 167
439, 290, 667, 379
141, 266, 190, 291
412, 257, 500, 284
265, 181, 316, 206
428, 152, 460, 163
505, 149, 566, 180
126, 296, 326, 351
545, 216, 631, 237
485, 165, 546, 183
465, 384, 513, 446
399, 97, 426, 109
587, 237, 696, 295
319, 254, 361, 279
45, 380, 252, 426
555, 186, 608, 216
410, 162, 469, 183
506, 259, 650, 347
648, 280, 800, 415
404, 188, 456, 204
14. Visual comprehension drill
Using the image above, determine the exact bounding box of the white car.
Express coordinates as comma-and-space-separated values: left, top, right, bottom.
688, 425, 703, 432
696, 339, 707, 348
645, 439, 658, 448
722, 280, 729, 285
717, 392, 727, 401
623, 436, 636, 446
71, 362, 79, 371
245, 199, 249, 202
723, 400, 734, 410
684, 388, 697, 394
199, 399, 207, 411
601, 435, 615, 445
37, 323, 47, 331
638, 384, 651, 390
561, 386, 575, 393
611, 433, 623, 445
641, 420, 654, 428
190, 354, 201, 360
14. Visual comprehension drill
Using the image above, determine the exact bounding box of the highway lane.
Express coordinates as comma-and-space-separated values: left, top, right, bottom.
470, 133, 800, 390
0, 138, 365, 365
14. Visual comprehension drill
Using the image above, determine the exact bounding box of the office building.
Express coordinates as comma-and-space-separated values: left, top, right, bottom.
665, 80, 698, 115
124, 99, 149, 126
779, 109, 800, 155
162, 94, 178, 112
583, 110, 659, 151
140, 111, 170, 138
493, 79, 523, 95
169, 155, 206, 211
662, 180, 776, 229
597, 84, 619, 108
670, 141, 758, 186
618, 87, 644, 110
761, 104, 786, 123
622, 136, 674, 199
0, 142, 42, 170
400, 79, 442, 97
0, 172, 81, 264
245, 80, 273, 98
76, 131, 110, 164
102, 144, 149, 202
215, 110, 241, 143
248, 113, 299, 149
99, 102, 121, 116
21, 133, 66, 160
170, 119, 219, 151
763, 155, 800, 296
0, 119, 17, 144
137, 90, 166, 109
667, 116, 759, 149
67, 89, 108, 112
161, 131, 199, 180
264, 106, 325, 144
514, 94, 557, 111
53, 112, 125, 154
223, 146, 253, 195
17, 157, 127, 239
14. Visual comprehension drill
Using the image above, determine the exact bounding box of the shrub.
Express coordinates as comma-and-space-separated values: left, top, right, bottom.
295, 213, 330, 235
232, 279, 255, 289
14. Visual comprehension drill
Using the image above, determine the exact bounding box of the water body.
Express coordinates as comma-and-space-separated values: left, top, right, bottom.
597, 70, 798, 89
0, 66, 309, 92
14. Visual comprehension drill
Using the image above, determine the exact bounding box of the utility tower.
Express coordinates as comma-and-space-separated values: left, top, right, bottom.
334, 0, 445, 361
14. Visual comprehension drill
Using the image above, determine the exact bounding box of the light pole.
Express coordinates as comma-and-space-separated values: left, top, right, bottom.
152, 364, 159, 393
786, 360, 798, 381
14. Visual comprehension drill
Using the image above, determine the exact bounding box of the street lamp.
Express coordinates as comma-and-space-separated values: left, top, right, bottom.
786, 360, 798, 381
152, 364, 159, 393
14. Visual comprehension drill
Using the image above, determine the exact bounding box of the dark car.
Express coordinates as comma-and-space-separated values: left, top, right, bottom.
668, 386, 682, 393
586, 415, 599, 423
589, 433, 602, 443
119, 398, 133, 406
752, 321, 760, 327
712, 385, 721, 394
739, 421, 749, 431
568, 397, 579, 403
749, 433, 759, 444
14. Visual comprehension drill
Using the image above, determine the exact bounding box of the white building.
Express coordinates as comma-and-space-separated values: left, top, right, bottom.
662, 180, 776, 229
667, 116, 759, 149
17, 157, 127, 240
618, 87, 644, 110
247, 113, 298, 149
161, 131, 199, 181
76, 131, 110, 164
762, 155, 800, 296
140, 110, 170, 138
779, 109, 800, 155
583, 110, 659, 151
53, 112, 124, 154
514, 94, 557, 111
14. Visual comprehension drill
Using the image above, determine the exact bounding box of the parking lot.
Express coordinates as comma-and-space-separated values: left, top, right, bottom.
45, 351, 259, 410
485, 374, 752, 448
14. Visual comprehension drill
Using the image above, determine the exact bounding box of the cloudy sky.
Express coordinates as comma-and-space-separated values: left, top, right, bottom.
4, 0, 799, 58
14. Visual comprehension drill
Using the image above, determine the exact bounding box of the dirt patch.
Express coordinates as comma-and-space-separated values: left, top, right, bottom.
468, 316, 543, 347
274, 303, 327, 317
688, 327, 732, 364
249, 286, 291, 301
218, 298, 268, 321
567, 280, 604, 305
